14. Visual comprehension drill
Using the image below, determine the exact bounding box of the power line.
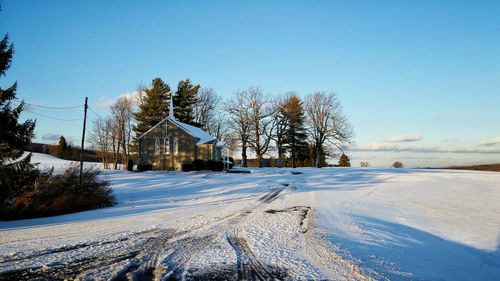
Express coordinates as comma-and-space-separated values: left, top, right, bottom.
23, 107, 82, 122
88, 105, 105, 120
12, 98, 84, 109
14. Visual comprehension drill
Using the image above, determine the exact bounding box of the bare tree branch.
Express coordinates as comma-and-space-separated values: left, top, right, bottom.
305, 91, 354, 167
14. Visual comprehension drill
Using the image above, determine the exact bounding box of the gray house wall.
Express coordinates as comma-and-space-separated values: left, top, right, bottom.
139, 119, 221, 170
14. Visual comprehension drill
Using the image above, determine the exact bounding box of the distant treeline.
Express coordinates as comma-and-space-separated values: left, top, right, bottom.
445, 164, 500, 172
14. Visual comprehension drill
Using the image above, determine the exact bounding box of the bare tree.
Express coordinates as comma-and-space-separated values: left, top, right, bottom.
108, 117, 120, 170
194, 88, 221, 131
223, 133, 239, 158
246, 87, 276, 167
305, 91, 354, 168
135, 83, 147, 108
128, 83, 145, 155
111, 96, 133, 169
360, 161, 371, 167
207, 112, 229, 141
223, 90, 251, 167
89, 117, 111, 169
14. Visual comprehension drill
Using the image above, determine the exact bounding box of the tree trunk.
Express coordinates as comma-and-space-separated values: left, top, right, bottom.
100, 151, 106, 169
241, 144, 248, 167
277, 145, 282, 168
114, 141, 121, 170
256, 153, 262, 167
315, 143, 322, 168
121, 128, 127, 170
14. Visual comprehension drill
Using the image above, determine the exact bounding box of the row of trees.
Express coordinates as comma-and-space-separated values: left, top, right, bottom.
224, 88, 353, 168
90, 81, 353, 169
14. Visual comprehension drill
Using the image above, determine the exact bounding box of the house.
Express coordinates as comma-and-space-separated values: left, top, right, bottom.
138, 97, 223, 170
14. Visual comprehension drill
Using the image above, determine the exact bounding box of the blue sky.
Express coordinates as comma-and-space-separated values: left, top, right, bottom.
1, 0, 499, 167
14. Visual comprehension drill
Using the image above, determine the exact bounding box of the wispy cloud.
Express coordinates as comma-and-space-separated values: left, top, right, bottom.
42, 133, 61, 142
352, 142, 500, 154
386, 134, 422, 142
67, 68, 89, 75
479, 136, 500, 147
442, 138, 460, 143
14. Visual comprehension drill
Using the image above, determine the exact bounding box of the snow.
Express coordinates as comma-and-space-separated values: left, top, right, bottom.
170, 118, 216, 145
29, 152, 104, 172
1, 153, 499, 280
137, 116, 217, 145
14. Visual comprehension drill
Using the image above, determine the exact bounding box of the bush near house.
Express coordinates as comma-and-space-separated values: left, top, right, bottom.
189, 159, 224, 172
206, 160, 217, 171
137, 163, 153, 172
192, 159, 206, 171
214, 161, 224, 171
0, 164, 115, 220
182, 163, 193, 172
206, 160, 223, 171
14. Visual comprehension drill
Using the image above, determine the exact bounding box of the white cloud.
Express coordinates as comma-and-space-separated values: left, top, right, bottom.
386, 134, 422, 142
94, 96, 115, 109
480, 136, 500, 147
94, 91, 144, 110
42, 133, 61, 142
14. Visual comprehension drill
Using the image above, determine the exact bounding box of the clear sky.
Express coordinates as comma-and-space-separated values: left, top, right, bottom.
1, 0, 499, 167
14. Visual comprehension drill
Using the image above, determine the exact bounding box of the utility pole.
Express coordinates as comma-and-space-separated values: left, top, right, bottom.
79, 97, 88, 187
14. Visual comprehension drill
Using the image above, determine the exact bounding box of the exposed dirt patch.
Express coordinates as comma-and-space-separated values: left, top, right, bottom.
264, 206, 311, 233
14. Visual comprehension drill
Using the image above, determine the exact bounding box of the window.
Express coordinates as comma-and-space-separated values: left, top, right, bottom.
163, 138, 170, 155
154, 139, 160, 155
165, 122, 168, 135
174, 137, 179, 156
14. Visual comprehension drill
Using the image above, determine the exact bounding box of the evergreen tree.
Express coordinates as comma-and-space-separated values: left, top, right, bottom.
58, 135, 68, 159
133, 78, 171, 140
281, 95, 308, 168
0, 33, 36, 198
174, 79, 200, 126
338, 153, 351, 167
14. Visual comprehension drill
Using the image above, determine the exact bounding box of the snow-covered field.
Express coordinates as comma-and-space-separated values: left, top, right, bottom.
1, 153, 499, 280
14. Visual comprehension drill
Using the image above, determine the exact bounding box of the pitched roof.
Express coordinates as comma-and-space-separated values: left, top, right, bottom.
169, 118, 216, 145
138, 117, 216, 145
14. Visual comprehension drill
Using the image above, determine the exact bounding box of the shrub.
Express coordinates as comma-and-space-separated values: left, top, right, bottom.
214, 160, 224, 171
137, 163, 153, 172
0, 165, 115, 220
192, 159, 206, 171
127, 159, 134, 171
205, 160, 224, 171
392, 161, 404, 168
182, 163, 193, 172
206, 160, 216, 171
338, 153, 351, 167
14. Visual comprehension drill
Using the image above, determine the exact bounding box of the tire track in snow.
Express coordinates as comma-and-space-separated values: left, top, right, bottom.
0, 181, 362, 280
227, 228, 288, 280
0, 228, 158, 264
